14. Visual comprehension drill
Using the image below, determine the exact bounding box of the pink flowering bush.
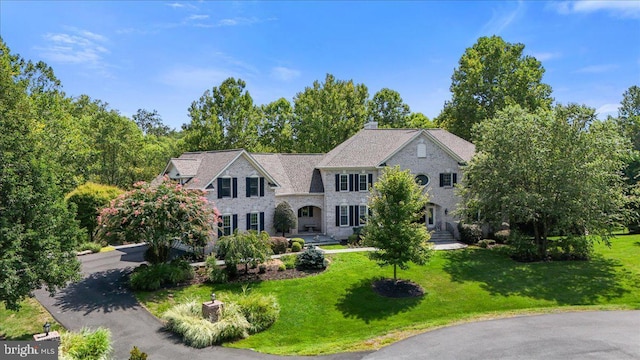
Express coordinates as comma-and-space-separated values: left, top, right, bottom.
96, 178, 220, 263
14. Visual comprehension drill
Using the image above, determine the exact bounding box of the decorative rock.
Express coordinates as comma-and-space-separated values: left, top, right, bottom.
202, 300, 224, 322
33, 331, 60, 342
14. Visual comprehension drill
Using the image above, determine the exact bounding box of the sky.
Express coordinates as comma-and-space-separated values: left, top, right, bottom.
1, 1, 639, 130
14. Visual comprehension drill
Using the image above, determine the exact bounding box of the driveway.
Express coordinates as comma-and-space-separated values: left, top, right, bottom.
35, 246, 640, 359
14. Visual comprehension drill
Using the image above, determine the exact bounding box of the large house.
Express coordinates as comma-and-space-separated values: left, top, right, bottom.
159, 122, 475, 241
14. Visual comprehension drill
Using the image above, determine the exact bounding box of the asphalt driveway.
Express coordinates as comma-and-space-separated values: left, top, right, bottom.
34, 245, 640, 359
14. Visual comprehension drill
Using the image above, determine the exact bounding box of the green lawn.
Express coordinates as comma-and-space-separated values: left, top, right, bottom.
136, 234, 640, 355
0, 298, 63, 340
317, 244, 349, 250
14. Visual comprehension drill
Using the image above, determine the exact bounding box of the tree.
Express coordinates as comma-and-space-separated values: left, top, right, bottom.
273, 202, 297, 236
436, 36, 553, 141
65, 182, 124, 242
132, 108, 171, 137
406, 112, 435, 129
363, 166, 432, 280
96, 179, 219, 264
615, 85, 640, 183
182, 78, 260, 152
259, 98, 294, 152
459, 104, 628, 259
293, 74, 369, 153
0, 38, 82, 310
216, 230, 273, 274
367, 88, 411, 128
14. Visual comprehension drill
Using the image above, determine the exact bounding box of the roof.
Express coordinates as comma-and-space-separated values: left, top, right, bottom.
316, 128, 475, 168
252, 153, 325, 194
170, 149, 243, 189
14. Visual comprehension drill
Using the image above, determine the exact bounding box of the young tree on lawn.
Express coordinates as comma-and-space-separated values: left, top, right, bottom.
273, 202, 297, 236
96, 179, 219, 263
363, 166, 432, 280
216, 231, 273, 274
0, 39, 82, 310
65, 182, 124, 242
459, 104, 628, 259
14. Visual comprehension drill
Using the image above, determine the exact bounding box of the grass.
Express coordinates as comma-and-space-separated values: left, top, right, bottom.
0, 298, 63, 340
318, 244, 349, 250
136, 234, 640, 355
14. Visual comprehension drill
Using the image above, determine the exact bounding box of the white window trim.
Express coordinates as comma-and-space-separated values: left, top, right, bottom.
250, 212, 260, 231
248, 177, 259, 197
339, 174, 349, 192
301, 206, 310, 217
221, 214, 232, 236
358, 174, 368, 192
441, 173, 453, 188
416, 174, 430, 186
220, 177, 232, 198
339, 205, 349, 227
359, 205, 368, 225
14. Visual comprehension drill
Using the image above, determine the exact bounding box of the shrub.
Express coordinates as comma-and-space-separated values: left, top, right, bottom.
143, 245, 171, 264
290, 238, 305, 247
478, 239, 496, 248
277, 263, 286, 271
130, 260, 194, 291
258, 264, 267, 274
549, 236, 593, 261
291, 242, 302, 252
493, 229, 510, 244
269, 237, 288, 254
129, 346, 148, 360
509, 230, 540, 262
163, 300, 250, 348
65, 182, 124, 242
232, 292, 280, 334
60, 327, 112, 360
347, 234, 360, 246
295, 246, 327, 270
279, 254, 296, 269
77, 242, 102, 253
273, 202, 296, 236
217, 231, 272, 273
458, 222, 482, 244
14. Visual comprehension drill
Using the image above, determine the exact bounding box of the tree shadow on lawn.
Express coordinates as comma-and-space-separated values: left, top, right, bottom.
442, 249, 640, 305
335, 277, 424, 324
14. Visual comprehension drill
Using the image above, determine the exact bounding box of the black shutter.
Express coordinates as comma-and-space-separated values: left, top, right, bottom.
354, 206, 360, 226
349, 174, 354, 192
349, 206, 355, 226
368, 174, 373, 189
453, 173, 458, 184
309, 207, 313, 217
298, 208, 302, 217
232, 178, 238, 198
246, 213, 251, 230
335, 206, 340, 226
246, 178, 251, 197
259, 177, 265, 196
217, 178, 223, 199
259, 212, 265, 231
439, 173, 444, 187
335, 174, 339, 191
232, 214, 238, 231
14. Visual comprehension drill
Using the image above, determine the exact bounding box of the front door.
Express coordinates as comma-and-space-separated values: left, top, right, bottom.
426, 206, 436, 230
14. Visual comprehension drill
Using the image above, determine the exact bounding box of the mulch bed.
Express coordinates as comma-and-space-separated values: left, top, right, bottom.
189, 259, 325, 285
372, 279, 425, 298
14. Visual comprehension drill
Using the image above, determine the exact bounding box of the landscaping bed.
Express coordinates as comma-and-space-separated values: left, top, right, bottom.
193, 259, 326, 284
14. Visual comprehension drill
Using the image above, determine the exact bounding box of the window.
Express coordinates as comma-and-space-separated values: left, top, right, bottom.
415, 174, 429, 186
427, 206, 435, 226
359, 174, 368, 191
439, 173, 457, 187
220, 178, 231, 197
340, 205, 349, 226
299, 206, 314, 217
359, 205, 368, 225
247, 177, 259, 197
340, 174, 348, 192
249, 213, 259, 231
220, 215, 232, 236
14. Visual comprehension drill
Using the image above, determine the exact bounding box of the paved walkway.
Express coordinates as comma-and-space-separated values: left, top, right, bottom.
35, 245, 639, 360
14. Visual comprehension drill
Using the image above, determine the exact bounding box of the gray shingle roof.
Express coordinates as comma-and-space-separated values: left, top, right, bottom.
170, 158, 201, 177
316, 128, 475, 168
174, 150, 244, 189
252, 153, 325, 194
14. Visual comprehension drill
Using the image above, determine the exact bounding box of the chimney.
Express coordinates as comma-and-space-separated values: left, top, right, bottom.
364, 121, 378, 130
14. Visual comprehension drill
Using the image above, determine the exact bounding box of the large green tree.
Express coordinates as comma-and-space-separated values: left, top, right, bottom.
363, 166, 432, 280
293, 74, 369, 153
0, 39, 82, 310
259, 98, 294, 152
96, 179, 219, 263
460, 104, 628, 258
182, 78, 260, 152
436, 36, 553, 141
65, 182, 124, 242
367, 88, 411, 128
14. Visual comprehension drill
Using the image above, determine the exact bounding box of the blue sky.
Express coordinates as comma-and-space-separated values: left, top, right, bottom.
1, 1, 639, 130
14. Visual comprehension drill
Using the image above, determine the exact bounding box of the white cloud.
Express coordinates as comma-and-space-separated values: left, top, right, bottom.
479, 1, 525, 36
596, 103, 620, 117
270, 66, 301, 81
188, 14, 209, 21
575, 64, 619, 73
551, 1, 640, 18
38, 28, 110, 71
166, 2, 197, 10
